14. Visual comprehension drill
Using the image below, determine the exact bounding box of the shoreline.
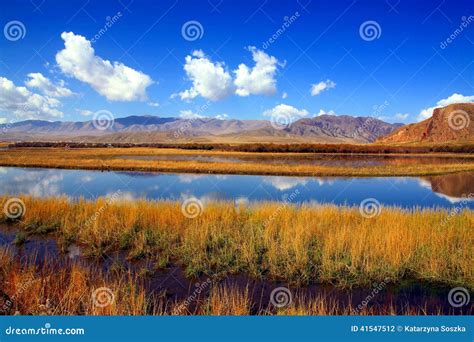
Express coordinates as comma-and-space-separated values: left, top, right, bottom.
1, 148, 474, 177
1, 161, 473, 177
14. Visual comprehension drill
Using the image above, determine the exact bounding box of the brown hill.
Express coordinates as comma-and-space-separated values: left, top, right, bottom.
378, 103, 473, 144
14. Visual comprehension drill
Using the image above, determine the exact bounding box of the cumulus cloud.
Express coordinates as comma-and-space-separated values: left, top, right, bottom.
75, 108, 94, 116
263, 177, 308, 191
25, 72, 74, 98
179, 110, 228, 120
310, 79, 336, 96
147, 102, 159, 107
316, 109, 336, 116
56, 32, 153, 101
179, 109, 206, 119
282, 92, 288, 99
215, 113, 229, 120
178, 48, 281, 101
394, 113, 409, 121
263, 104, 309, 121
234, 46, 279, 96
418, 93, 474, 121
179, 50, 233, 101
0, 76, 63, 119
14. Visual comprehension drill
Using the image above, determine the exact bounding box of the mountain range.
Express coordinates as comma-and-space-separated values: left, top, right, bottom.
3, 103, 472, 144
1, 114, 403, 144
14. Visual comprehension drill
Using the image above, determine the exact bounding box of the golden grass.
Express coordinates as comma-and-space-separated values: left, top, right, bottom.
0, 248, 148, 315
0, 248, 445, 315
1, 147, 474, 176
1, 196, 472, 289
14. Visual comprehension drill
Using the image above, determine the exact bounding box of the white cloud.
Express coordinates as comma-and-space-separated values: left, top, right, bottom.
316, 109, 336, 116
0, 76, 63, 119
310, 79, 336, 96
282, 92, 288, 99
394, 113, 409, 121
234, 46, 279, 96
215, 113, 229, 120
418, 93, 474, 121
178, 174, 206, 183
179, 110, 228, 120
80, 176, 94, 182
0, 118, 7, 124
56, 32, 153, 101
179, 109, 206, 119
263, 104, 309, 121
25, 72, 74, 98
147, 102, 159, 107
179, 50, 233, 101
263, 177, 308, 191
75, 108, 94, 116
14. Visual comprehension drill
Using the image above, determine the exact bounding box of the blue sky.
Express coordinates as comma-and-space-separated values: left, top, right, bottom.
0, 0, 473, 124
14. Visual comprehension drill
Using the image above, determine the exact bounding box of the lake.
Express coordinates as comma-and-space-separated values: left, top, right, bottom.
1, 167, 473, 209
118, 153, 473, 168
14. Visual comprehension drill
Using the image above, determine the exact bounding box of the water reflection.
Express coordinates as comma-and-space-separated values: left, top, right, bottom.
424, 173, 474, 200
118, 154, 472, 167
0, 167, 473, 209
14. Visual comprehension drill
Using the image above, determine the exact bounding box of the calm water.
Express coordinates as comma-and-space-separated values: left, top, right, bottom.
0, 167, 473, 209
119, 154, 471, 167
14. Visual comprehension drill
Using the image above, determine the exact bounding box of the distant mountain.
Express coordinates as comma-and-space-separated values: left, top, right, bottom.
1, 116, 181, 135
286, 115, 402, 142
378, 103, 474, 144
0, 114, 403, 144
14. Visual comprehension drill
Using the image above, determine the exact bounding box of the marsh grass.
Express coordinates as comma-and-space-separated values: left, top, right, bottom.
0, 248, 148, 315
0, 248, 447, 315
1, 196, 472, 289
1, 148, 474, 176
